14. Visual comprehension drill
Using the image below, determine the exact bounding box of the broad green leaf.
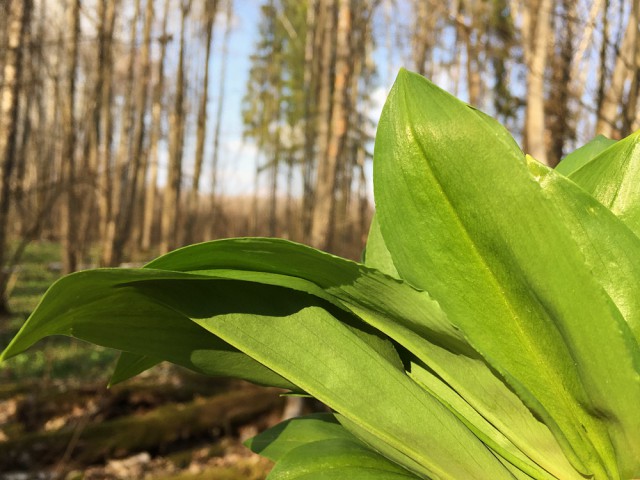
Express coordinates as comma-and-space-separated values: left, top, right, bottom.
336, 414, 448, 479
563, 132, 640, 237
555, 135, 617, 176
267, 439, 419, 479
246, 413, 355, 462
374, 69, 633, 478
145, 238, 467, 353
128, 279, 514, 479
408, 361, 574, 480
525, 155, 640, 477
363, 214, 400, 277
110, 352, 161, 385
345, 299, 580, 480
0, 270, 297, 391
142, 238, 577, 478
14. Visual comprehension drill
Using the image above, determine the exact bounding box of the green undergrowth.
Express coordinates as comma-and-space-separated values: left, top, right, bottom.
0, 241, 117, 382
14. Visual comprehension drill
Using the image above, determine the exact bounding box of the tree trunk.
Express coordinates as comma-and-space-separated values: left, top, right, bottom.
141, 0, 171, 252
111, 0, 154, 264
161, 0, 192, 254
301, 0, 318, 243
208, 0, 233, 239
0, 0, 31, 315
97, 0, 118, 256
411, 0, 438, 77
309, 0, 336, 249
545, 0, 575, 167
101, 0, 141, 266
186, 0, 218, 243
60, 0, 81, 274
521, 0, 552, 165
597, 0, 639, 138
310, 0, 351, 252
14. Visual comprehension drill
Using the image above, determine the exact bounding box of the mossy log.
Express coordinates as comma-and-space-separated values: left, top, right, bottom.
0, 386, 283, 470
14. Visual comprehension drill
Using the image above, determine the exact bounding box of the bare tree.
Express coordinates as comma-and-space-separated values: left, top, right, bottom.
518, 0, 553, 165
60, 0, 81, 274
309, 0, 337, 249
310, 0, 352, 251
161, 0, 192, 253
186, 0, 219, 243
109, 0, 155, 264
596, 0, 640, 138
208, 0, 234, 238
101, 0, 141, 266
0, 0, 32, 315
141, 0, 172, 252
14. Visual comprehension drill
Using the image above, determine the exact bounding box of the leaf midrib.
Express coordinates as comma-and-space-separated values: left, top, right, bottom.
392, 84, 598, 471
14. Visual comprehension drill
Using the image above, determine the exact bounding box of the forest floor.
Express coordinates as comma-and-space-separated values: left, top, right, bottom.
0, 242, 284, 480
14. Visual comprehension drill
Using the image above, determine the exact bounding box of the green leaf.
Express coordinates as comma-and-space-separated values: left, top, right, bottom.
110, 352, 161, 386
408, 361, 576, 480
144, 238, 467, 355
140, 238, 563, 477
266, 438, 419, 479
0, 270, 297, 391
563, 132, 640, 237
374, 69, 634, 478
246, 413, 354, 462
346, 291, 579, 480
555, 135, 617, 176
525, 155, 640, 477
335, 414, 445, 479
128, 279, 514, 479
363, 214, 400, 277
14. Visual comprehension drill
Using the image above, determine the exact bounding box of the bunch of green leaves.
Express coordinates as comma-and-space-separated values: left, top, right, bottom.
2, 70, 639, 479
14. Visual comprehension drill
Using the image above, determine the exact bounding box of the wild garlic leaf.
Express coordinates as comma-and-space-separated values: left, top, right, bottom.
374, 69, 631, 478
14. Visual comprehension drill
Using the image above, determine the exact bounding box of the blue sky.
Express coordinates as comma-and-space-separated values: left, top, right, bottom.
187, 0, 394, 198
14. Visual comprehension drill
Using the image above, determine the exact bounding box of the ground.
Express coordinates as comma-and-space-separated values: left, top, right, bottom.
0, 242, 283, 480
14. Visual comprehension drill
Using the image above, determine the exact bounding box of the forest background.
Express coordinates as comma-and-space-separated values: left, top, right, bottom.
1, 0, 639, 312
0, 0, 639, 477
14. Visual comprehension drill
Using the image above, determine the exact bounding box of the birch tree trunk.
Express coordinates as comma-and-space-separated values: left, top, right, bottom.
97, 0, 118, 257
110, 0, 154, 264
546, 0, 575, 166
596, 0, 639, 138
60, 0, 81, 274
101, 0, 141, 266
0, 0, 31, 315
141, 0, 171, 252
208, 0, 233, 239
309, 0, 337, 250
186, 0, 218, 243
301, 0, 318, 242
520, 0, 552, 165
161, 0, 192, 253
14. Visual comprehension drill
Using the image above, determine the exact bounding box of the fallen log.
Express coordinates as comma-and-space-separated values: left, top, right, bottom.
0, 385, 284, 470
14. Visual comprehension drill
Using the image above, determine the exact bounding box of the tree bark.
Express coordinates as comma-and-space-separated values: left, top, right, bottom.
208, 0, 233, 239
310, 0, 351, 252
0, 0, 31, 315
545, 0, 575, 166
597, 0, 639, 138
521, 0, 552, 165
301, 0, 318, 242
141, 0, 171, 252
186, 0, 218, 243
60, 0, 81, 274
161, 0, 192, 254
101, 0, 141, 266
309, 0, 337, 250
110, 0, 154, 264
96, 0, 118, 255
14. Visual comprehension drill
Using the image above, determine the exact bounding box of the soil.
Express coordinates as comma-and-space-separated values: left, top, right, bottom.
0, 368, 285, 479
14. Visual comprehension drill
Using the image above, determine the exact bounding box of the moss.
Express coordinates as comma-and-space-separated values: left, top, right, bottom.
0, 386, 283, 471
